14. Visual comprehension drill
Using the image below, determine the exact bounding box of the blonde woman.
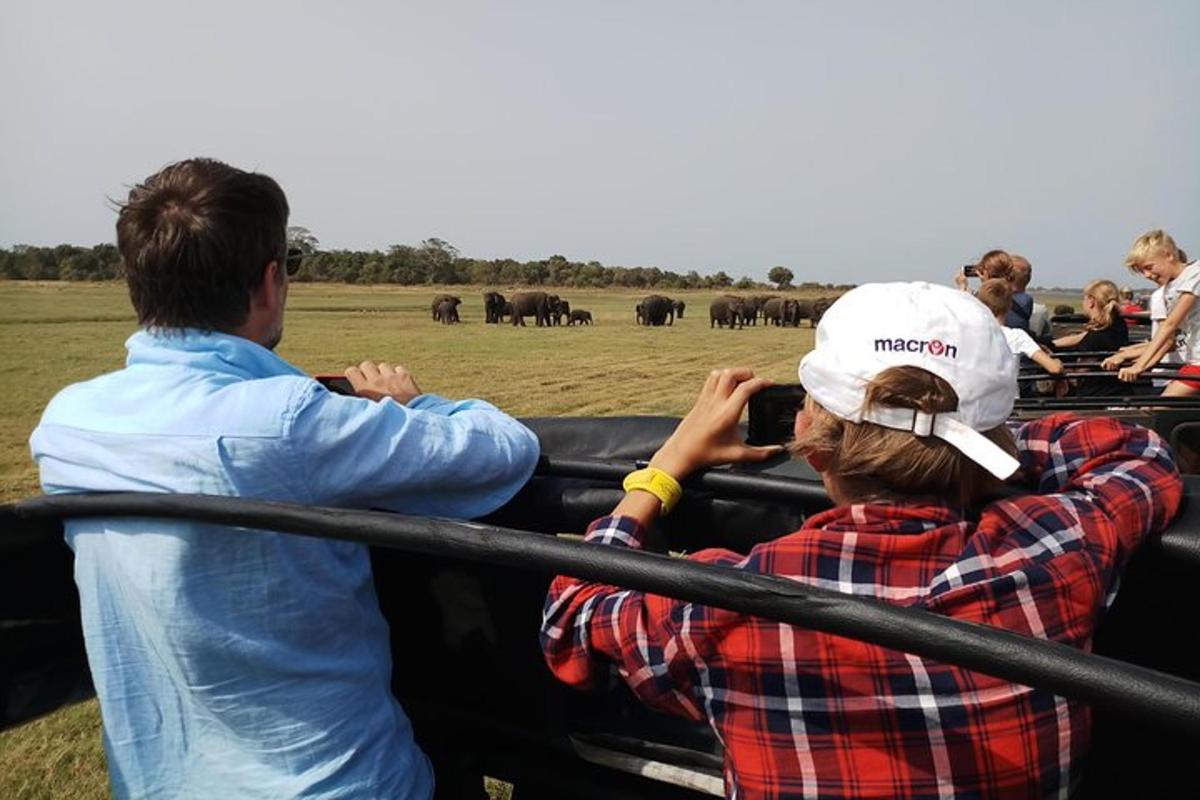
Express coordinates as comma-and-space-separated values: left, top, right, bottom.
1052, 280, 1130, 397
1053, 280, 1129, 353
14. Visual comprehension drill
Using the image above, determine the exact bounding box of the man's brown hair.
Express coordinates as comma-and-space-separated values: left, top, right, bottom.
792, 366, 1016, 507
1009, 255, 1032, 290
976, 278, 1013, 319
116, 158, 289, 331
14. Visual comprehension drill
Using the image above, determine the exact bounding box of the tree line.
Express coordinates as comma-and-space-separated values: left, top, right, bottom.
0, 232, 854, 292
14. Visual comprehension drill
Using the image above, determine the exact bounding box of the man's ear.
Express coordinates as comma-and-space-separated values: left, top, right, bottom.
253, 260, 283, 309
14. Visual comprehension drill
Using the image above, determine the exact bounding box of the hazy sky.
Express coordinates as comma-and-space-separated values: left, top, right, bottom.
2, 0, 1196, 286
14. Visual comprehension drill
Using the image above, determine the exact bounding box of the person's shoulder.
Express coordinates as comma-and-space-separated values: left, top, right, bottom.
38, 368, 131, 427
218, 374, 324, 428
1003, 325, 1033, 343
1174, 261, 1200, 288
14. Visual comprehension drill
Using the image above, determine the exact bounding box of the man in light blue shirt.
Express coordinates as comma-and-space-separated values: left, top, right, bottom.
29, 158, 539, 799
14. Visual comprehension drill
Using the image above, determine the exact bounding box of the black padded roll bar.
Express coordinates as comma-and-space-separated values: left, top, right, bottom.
5, 492, 1200, 736
539, 456, 830, 504
1013, 396, 1200, 410
1017, 369, 1193, 382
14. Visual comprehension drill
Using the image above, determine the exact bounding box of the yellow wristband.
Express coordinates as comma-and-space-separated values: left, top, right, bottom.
622, 467, 683, 515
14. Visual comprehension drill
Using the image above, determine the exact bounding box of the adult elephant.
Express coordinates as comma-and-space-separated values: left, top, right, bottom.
761, 297, 792, 326
550, 298, 570, 326
435, 298, 461, 325
784, 299, 803, 326
744, 295, 775, 326
1054, 304, 1075, 315
431, 294, 461, 322
794, 297, 834, 328
814, 297, 835, 322
638, 294, 674, 326
510, 291, 551, 327
483, 291, 506, 324
672, 299, 686, 319
709, 296, 745, 329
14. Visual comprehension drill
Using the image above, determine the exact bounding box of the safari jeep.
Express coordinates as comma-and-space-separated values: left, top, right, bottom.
4, 389, 1200, 798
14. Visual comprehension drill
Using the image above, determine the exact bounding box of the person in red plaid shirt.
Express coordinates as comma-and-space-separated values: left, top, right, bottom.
541, 282, 1183, 799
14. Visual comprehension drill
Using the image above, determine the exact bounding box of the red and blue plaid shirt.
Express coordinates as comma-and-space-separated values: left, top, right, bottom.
541, 415, 1182, 799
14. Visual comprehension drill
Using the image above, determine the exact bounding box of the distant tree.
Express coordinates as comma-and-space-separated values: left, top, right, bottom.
287, 226, 320, 254
91, 243, 123, 278
768, 266, 794, 289
361, 259, 388, 284
419, 238, 461, 284
0, 249, 16, 279
59, 251, 101, 280
524, 260, 550, 285
0, 237, 786, 290
707, 271, 734, 289
734, 276, 756, 290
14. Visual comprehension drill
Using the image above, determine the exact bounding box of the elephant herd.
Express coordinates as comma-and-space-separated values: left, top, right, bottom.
428, 291, 837, 329
432, 292, 592, 326
709, 294, 835, 329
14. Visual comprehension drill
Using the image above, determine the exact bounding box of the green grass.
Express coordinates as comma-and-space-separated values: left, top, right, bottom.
0, 280, 1078, 797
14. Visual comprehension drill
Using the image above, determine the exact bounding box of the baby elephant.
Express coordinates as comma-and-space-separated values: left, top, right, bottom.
567, 309, 593, 326
435, 298, 460, 324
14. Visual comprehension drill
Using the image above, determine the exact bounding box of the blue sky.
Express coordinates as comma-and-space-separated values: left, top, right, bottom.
1, 0, 1196, 287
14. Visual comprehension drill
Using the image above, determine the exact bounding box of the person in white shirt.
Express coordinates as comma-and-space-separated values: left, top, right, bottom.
1103, 230, 1199, 396
1028, 301, 1052, 341
977, 279, 1064, 377
1146, 277, 1180, 386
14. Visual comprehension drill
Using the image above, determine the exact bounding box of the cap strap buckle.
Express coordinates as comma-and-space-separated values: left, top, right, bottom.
910, 409, 936, 437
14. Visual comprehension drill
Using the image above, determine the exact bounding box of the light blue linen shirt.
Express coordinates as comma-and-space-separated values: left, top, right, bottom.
29, 329, 540, 799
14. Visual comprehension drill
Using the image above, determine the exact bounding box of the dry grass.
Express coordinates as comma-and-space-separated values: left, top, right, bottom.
0, 280, 1077, 797
0, 699, 107, 800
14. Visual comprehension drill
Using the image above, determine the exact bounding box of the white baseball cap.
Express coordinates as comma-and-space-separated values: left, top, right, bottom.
798, 281, 1020, 479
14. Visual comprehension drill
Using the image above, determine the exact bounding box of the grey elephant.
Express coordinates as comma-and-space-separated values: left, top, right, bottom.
794, 298, 833, 328
709, 295, 745, 329
500, 301, 513, 322
568, 309, 593, 326
672, 299, 686, 319
550, 298, 571, 326
637, 294, 674, 326
435, 298, 461, 324
483, 291, 506, 324
1053, 304, 1075, 315
744, 295, 775, 326
431, 294, 461, 321
510, 291, 551, 326
761, 297, 797, 326
814, 297, 834, 322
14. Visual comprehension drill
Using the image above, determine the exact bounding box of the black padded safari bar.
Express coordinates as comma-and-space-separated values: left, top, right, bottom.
5, 491, 1200, 736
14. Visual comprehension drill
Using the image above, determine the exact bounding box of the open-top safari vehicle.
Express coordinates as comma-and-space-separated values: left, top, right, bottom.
4, 362, 1200, 798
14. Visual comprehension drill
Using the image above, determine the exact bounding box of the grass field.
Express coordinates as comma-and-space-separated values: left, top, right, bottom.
0, 280, 1078, 798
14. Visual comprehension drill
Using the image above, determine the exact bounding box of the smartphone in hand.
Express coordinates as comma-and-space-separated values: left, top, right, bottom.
314, 374, 355, 396
747, 384, 807, 446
